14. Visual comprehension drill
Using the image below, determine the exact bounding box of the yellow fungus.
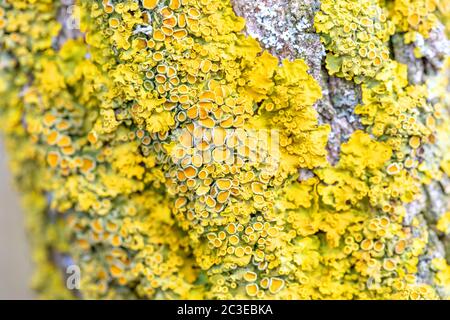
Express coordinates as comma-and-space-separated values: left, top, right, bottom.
47, 152, 60, 168
360, 239, 373, 251
269, 278, 285, 294
205, 195, 216, 208
81, 157, 96, 173
373, 241, 385, 252
226, 223, 236, 235
244, 271, 257, 282
245, 283, 258, 297
408, 13, 420, 27
383, 259, 397, 271
409, 136, 421, 149
387, 163, 401, 175
395, 240, 407, 254
46, 131, 59, 145
216, 179, 232, 190
234, 245, 246, 258
169, 0, 181, 10
110, 265, 123, 278
142, 0, 159, 10
104, 4, 114, 14
184, 166, 197, 179
178, 13, 187, 27
267, 227, 279, 237
43, 113, 57, 127
188, 7, 200, 18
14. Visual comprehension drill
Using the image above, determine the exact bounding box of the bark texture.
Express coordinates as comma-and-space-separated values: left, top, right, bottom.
1, 0, 449, 299
232, 0, 450, 296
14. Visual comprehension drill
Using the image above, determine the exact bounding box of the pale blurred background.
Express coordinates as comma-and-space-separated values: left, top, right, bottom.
0, 139, 34, 299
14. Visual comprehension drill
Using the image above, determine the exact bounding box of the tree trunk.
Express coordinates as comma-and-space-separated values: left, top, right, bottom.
232, 0, 450, 298
0, 0, 449, 299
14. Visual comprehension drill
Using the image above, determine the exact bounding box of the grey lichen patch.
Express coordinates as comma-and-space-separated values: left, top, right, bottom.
424, 180, 449, 224
392, 34, 425, 85
404, 195, 447, 298
423, 178, 450, 264
328, 76, 362, 110
298, 168, 315, 182
415, 23, 450, 73
392, 23, 450, 85
405, 195, 427, 226
321, 73, 363, 164
53, 0, 82, 51
400, 193, 450, 298
231, 0, 363, 164
413, 175, 450, 279
416, 221, 447, 298
231, 0, 325, 83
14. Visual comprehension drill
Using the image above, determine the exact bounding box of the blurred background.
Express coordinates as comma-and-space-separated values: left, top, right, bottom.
0, 139, 34, 299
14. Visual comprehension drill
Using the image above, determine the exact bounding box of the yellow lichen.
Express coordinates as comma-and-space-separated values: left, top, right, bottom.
315, 0, 395, 83
0, 0, 449, 300
389, 0, 440, 42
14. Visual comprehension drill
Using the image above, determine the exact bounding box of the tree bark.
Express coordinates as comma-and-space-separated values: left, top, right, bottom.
232, 0, 450, 296
2, 0, 449, 299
